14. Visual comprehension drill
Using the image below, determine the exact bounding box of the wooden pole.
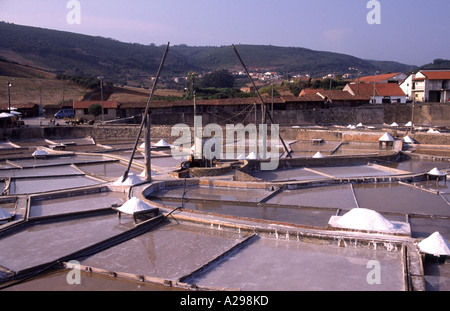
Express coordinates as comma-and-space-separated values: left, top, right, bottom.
122, 42, 170, 182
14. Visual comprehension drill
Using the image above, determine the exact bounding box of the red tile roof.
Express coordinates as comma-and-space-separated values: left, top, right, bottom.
346, 83, 405, 97
420, 71, 450, 80
73, 101, 119, 109
359, 72, 402, 83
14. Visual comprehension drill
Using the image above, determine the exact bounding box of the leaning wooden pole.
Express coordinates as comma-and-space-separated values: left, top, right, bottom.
122, 42, 170, 183
232, 44, 292, 158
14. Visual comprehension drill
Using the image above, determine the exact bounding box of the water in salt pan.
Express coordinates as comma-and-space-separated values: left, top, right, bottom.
418, 232, 450, 256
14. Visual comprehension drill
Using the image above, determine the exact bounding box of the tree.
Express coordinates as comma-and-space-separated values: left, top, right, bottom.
88, 103, 102, 120
200, 69, 234, 88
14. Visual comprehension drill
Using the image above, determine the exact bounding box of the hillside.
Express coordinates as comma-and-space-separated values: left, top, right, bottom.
0, 59, 88, 108
0, 22, 418, 84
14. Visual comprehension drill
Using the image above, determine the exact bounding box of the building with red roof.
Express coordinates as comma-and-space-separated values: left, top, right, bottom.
400, 70, 450, 103
343, 82, 406, 104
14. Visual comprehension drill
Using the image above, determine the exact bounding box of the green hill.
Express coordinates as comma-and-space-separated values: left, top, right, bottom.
0, 22, 417, 83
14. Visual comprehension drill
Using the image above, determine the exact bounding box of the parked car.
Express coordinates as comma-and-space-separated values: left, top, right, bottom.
54, 108, 74, 119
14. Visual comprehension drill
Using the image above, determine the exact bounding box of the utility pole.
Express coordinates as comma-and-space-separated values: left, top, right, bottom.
7, 81, 11, 112
98, 76, 104, 122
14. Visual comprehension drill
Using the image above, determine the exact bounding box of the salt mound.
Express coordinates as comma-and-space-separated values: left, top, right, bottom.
113, 173, 142, 186
117, 197, 153, 215
155, 139, 170, 147
139, 169, 157, 177
390, 122, 399, 127
428, 167, 446, 176
379, 132, 395, 142
336, 208, 396, 231
139, 142, 146, 149
313, 151, 324, 158
237, 154, 245, 160
246, 152, 257, 160
418, 232, 450, 256
405, 121, 413, 127
356, 123, 364, 127
32, 149, 49, 156
403, 135, 415, 144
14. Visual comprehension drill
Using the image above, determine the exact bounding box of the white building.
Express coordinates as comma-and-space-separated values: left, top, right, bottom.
400, 70, 450, 103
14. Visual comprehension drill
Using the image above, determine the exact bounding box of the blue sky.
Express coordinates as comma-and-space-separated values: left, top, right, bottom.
1, 0, 449, 66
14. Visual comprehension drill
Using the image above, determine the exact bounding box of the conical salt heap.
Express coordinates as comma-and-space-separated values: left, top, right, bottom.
113, 173, 142, 186
428, 167, 446, 176
117, 197, 153, 215
155, 139, 171, 147
336, 208, 395, 231
312, 151, 325, 158
418, 232, 450, 256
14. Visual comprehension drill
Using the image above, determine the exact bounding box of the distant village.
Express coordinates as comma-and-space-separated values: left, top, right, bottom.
2, 67, 450, 127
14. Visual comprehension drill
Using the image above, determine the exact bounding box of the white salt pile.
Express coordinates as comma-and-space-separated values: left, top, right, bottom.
246, 152, 258, 160
379, 132, 395, 142
117, 197, 153, 215
313, 151, 325, 158
390, 122, 399, 127
405, 121, 413, 127
155, 139, 171, 147
32, 149, 49, 156
428, 167, 446, 176
113, 173, 142, 186
336, 208, 396, 231
356, 123, 364, 127
418, 232, 450, 256
403, 135, 415, 144
139, 169, 157, 177
237, 154, 246, 160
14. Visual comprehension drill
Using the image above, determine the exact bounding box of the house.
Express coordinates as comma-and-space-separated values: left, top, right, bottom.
315, 90, 370, 107
343, 83, 407, 104
358, 72, 407, 84
73, 101, 120, 120
400, 70, 450, 103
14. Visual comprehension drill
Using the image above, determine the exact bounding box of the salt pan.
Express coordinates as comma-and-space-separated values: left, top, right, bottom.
336, 208, 395, 231
418, 232, 450, 256
0, 207, 11, 220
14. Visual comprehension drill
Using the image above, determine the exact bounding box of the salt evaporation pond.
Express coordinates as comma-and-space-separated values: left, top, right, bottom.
183, 236, 405, 291
9, 176, 101, 195
80, 222, 249, 281
29, 191, 127, 218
